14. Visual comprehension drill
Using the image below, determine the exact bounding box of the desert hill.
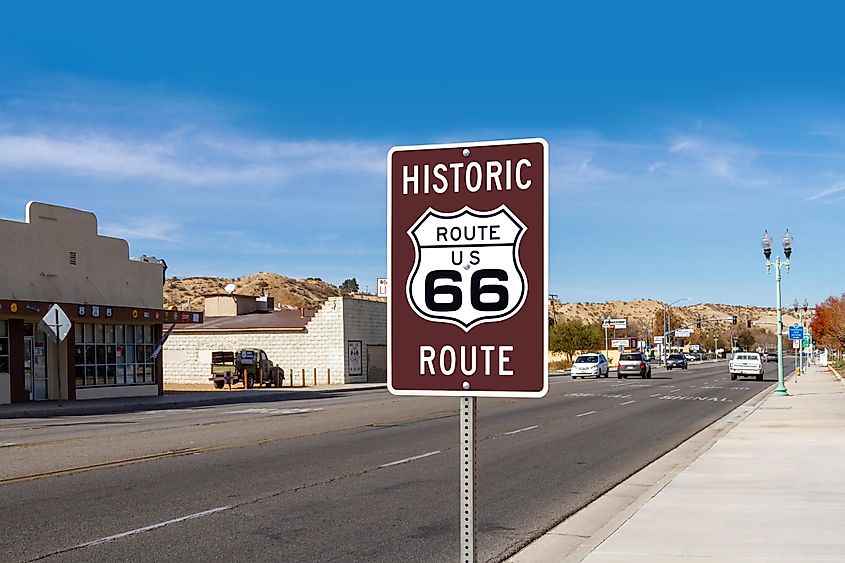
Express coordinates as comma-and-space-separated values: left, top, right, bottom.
164, 273, 344, 311
550, 299, 810, 337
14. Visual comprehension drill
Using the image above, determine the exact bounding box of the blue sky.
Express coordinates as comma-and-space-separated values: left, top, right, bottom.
1, 2, 843, 306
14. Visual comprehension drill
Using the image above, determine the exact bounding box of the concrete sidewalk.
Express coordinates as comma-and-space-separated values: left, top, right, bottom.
0, 382, 388, 419
513, 364, 845, 562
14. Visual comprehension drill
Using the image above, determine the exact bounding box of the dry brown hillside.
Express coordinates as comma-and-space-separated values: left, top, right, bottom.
164, 273, 343, 311
549, 299, 808, 336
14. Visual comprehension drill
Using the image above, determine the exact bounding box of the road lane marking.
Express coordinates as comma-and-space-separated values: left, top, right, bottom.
0, 442, 19, 447
650, 393, 661, 397
223, 407, 324, 415
658, 395, 733, 403
619, 400, 635, 406
566, 392, 632, 399
576, 411, 597, 417
379, 450, 441, 468
0, 448, 205, 486
70, 506, 231, 550
503, 425, 539, 436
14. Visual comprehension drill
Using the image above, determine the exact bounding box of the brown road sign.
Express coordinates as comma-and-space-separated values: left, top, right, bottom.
388, 138, 548, 397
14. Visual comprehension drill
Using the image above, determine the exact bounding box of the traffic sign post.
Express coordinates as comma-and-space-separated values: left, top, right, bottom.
388, 138, 548, 562
41, 304, 71, 400
788, 324, 804, 341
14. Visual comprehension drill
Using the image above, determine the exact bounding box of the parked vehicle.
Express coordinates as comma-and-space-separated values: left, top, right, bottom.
209, 348, 284, 389
571, 353, 609, 379
666, 353, 688, 370
617, 351, 651, 379
729, 352, 764, 381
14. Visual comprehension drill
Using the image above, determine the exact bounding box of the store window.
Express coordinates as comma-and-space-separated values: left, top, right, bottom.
0, 320, 8, 375
74, 323, 155, 387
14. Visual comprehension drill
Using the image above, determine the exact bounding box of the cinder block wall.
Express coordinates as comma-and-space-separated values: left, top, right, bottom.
163, 297, 345, 385
163, 297, 386, 386
342, 298, 387, 382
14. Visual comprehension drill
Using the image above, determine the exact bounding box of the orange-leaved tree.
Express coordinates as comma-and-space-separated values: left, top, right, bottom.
810, 294, 845, 350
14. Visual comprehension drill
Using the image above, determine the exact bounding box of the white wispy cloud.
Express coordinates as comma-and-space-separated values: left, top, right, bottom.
804, 180, 845, 202
668, 135, 768, 186
0, 128, 383, 185
99, 219, 182, 243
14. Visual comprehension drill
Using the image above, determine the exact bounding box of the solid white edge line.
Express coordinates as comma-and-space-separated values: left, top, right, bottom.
576, 411, 597, 417
379, 450, 441, 468
503, 425, 539, 435
619, 400, 635, 406
72, 506, 231, 549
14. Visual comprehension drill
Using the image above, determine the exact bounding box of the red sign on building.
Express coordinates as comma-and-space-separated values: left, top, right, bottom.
388, 139, 548, 397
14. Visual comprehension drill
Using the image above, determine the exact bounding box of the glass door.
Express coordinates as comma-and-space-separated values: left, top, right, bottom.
32, 333, 49, 401
24, 336, 33, 400
24, 330, 48, 401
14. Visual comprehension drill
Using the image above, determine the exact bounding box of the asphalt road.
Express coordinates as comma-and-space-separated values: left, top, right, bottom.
0, 360, 774, 562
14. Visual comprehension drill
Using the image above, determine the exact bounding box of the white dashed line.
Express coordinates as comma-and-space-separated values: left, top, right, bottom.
503, 425, 539, 435
70, 506, 231, 550
650, 393, 661, 397
619, 400, 635, 406
379, 450, 441, 468
576, 411, 597, 417
224, 408, 323, 415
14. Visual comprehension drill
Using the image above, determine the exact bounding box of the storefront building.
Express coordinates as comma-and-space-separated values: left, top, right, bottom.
0, 202, 201, 403
164, 295, 386, 386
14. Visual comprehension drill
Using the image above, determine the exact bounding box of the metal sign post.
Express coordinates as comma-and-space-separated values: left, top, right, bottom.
388, 139, 547, 562
461, 396, 477, 562
42, 304, 71, 400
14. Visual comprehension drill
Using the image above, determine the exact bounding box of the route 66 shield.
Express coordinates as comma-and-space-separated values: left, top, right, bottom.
406, 205, 527, 331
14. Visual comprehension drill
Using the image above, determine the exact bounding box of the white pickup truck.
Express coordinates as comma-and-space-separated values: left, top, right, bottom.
729, 352, 764, 381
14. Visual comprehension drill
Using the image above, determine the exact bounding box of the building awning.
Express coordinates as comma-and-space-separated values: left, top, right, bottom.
0, 299, 203, 325
173, 309, 314, 332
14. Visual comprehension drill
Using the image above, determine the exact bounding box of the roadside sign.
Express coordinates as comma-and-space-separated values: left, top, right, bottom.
611, 338, 630, 348
41, 304, 71, 342
602, 317, 627, 329
690, 344, 700, 352
803, 334, 811, 348
793, 339, 801, 349
675, 328, 692, 338
388, 138, 548, 397
376, 278, 389, 298
788, 324, 804, 340
653, 335, 664, 344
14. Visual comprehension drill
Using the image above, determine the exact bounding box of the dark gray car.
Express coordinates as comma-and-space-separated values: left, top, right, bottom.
666, 353, 688, 370
617, 351, 652, 379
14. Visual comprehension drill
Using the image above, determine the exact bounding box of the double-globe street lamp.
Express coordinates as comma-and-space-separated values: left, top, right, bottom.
761, 229, 793, 397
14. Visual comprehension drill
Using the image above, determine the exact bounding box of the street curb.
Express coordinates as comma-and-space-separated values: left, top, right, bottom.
508, 372, 783, 563
830, 366, 845, 386
0, 384, 388, 420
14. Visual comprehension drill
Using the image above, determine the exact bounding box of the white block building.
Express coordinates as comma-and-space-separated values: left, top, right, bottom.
163, 295, 386, 386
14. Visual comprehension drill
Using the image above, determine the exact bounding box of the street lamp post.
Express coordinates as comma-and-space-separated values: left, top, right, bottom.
761, 229, 793, 397
792, 299, 808, 377
665, 298, 690, 356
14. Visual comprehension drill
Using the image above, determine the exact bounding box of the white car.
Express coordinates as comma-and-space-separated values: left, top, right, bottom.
571, 353, 609, 379
729, 352, 764, 381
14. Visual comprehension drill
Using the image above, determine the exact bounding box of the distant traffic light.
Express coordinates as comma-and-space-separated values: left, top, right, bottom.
731, 315, 737, 325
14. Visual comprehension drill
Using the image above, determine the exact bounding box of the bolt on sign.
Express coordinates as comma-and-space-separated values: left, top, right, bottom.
387, 139, 548, 397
